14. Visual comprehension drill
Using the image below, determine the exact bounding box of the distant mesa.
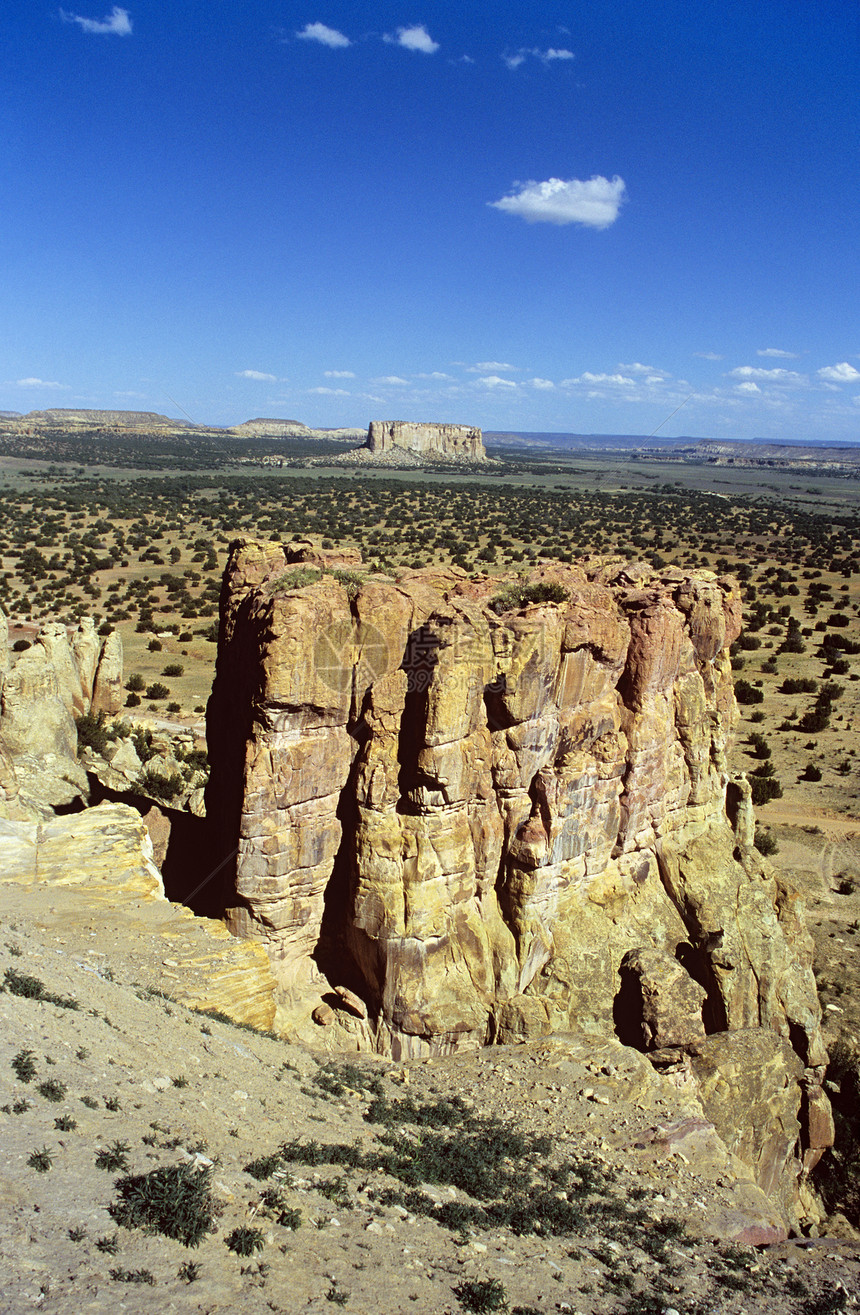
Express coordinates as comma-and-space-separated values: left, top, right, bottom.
230, 417, 310, 435
17, 408, 189, 430
366, 420, 486, 462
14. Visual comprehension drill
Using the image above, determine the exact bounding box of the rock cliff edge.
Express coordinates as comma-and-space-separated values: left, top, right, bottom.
206, 540, 832, 1222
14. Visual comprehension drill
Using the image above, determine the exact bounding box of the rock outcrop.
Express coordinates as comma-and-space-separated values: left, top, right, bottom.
366, 421, 486, 462
206, 541, 832, 1221
0, 801, 280, 1031
0, 611, 123, 817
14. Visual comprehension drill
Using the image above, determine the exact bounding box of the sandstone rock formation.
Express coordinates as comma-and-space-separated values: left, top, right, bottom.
366, 420, 486, 462
0, 611, 124, 817
0, 801, 280, 1031
206, 539, 831, 1224
91, 629, 124, 715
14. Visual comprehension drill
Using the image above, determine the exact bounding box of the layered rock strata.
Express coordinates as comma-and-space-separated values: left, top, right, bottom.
207, 541, 832, 1217
0, 801, 279, 1031
366, 420, 486, 461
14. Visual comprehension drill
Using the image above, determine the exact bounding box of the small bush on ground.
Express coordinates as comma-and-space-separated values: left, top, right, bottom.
109, 1163, 217, 1247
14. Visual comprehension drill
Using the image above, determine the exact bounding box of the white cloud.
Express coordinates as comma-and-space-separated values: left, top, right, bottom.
308, 386, 349, 395
467, 360, 517, 373
14, 377, 68, 389
757, 347, 799, 358
504, 46, 574, 69
577, 372, 635, 387
416, 371, 453, 380
695, 351, 723, 361
384, 25, 439, 54
113, 390, 146, 398
60, 6, 132, 35
489, 175, 625, 229
735, 381, 761, 394
477, 375, 517, 389
373, 375, 409, 385
236, 369, 277, 382
727, 366, 805, 385
324, 369, 355, 378
296, 22, 350, 48
618, 362, 670, 378
817, 362, 860, 384
529, 377, 555, 390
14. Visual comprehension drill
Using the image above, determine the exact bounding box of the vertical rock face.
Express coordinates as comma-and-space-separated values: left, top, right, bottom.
0, 607, 9, 681
0, 617, 124, 817
207, 541, 831, 1210
366, 421, 486, 461
92, 630, 124, 716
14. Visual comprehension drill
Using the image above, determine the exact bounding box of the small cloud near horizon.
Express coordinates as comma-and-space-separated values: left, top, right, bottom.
477, 375, 517, 389
373, 375, 410, 386
236, 369, 277, 382
324, 370, 356, 378
489, 175, 625, 229
13, 377, 68, 389
60, 6, 132, 35
817, 362, 860, 384
529, 377, 555, 389
384, 25, 439, 54
296, 22, 350, 48
695, 351, 723, 361
467, 361, 516, 373
757, 348, 799, 359
308, 386, 349, 395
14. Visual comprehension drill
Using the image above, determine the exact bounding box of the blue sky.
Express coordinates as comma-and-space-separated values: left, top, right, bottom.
2, 2, 858, 439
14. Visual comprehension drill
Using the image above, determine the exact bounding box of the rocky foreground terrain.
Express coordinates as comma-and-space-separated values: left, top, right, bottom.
1, 884, 859, 1315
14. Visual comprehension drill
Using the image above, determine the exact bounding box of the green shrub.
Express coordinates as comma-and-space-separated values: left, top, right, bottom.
110, 1268, 155, 1285
110, 1163, 217, 1247
454, 1278, 508, 1312
75, 709, 123, 754
734, 679, 764, 705
268, 567, 321, 593
225, 1226, 265, 1256
145, 682, 170, 700
96, 1141, 131, 1172
754, 828, 779, 856
37, 1079, 67, 1102
750, 776, 782, 805
28, 1147, 53, 1173
2, 968, 79, 1010
11, 1049, 37, 1082
138, 766, 184, 802
489, 581, 567, 615
125, 672, 146, 692
162, 663, 184, 677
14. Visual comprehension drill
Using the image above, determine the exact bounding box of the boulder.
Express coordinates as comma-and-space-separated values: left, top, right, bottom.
617, 947, 707, 1051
